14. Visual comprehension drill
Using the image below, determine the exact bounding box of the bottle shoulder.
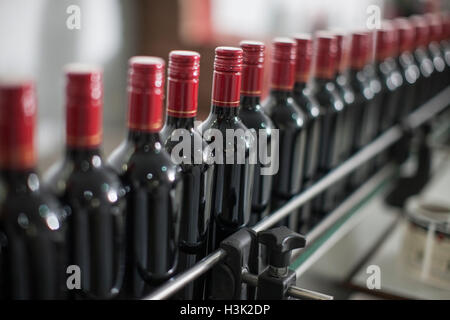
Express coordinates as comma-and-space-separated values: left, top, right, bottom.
239, 105, 276, 131
262, 95, 307, 129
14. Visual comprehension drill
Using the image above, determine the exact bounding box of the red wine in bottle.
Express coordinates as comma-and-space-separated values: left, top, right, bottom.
238, 41, 275, 227
199, 47, 255, 250
44, 65, 126, 299
392, 19, 421, 119
346, 32, 376, 191
410, 15, 436, 106
108, 57, 183, 298
309, 33, 345, 221
292, 34, 323, 232
0, 79, 67, 299
424, 13, 447, 94
262, 38, 307, 226
160, 51, 212, 300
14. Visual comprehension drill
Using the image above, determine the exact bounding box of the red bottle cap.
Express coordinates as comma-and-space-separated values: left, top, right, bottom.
393, 18, 415, 54
350, 32, 370, 70
0, 78, 36, 169
424, 13, 443, 43
240, 41, 265, 97
270, 37, 296, 90
294, 34, 313, 83
313, 32, 337, 80
64, 64, 103, 148
166, 50, 200, 118
375, 24, 395, 61
410, 15, 430, 48
127, 56, 165, 132
333, 32, 350, 74
211, 47, 243, 107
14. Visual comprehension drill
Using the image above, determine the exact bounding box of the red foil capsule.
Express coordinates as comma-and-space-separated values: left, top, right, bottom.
424, 13, 443, 43
350, 32, 370, 70
375, 24, 395, 61
313, 32, 337, 80
167, 50, 200, 118
0, 79, 36, 169
410, 15, 430, 48
294, 34, 313, 83
127, 56, 165, 132
240, 40, 265, 97
211, 46, 243, 107
270, 37, 296, 90
333, 32, 351, 74
394, 18, 416, 54
65, 64, 103, 148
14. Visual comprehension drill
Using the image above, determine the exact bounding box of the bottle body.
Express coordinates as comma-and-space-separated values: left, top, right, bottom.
45, 149, 126, 299
108, 132, 182, 298
162, 118, 213, 299
239, 97, 275, 226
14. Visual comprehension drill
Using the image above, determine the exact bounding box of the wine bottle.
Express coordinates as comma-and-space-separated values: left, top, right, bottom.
160, 50, 212, 299
108, 57, 183, 298
0, 79, 67, 299
424, 13, 447, 94
410, 15, 436, 106
198, 47, 255, 250
439, 13, 450, 83
262, 38, 307, 226
292, 34, 323, 232
346, 32, 376, 191
392, 18, 421, 119
238, 41, 275, 227
309, 33, 345, 220
44, 65, 126, 299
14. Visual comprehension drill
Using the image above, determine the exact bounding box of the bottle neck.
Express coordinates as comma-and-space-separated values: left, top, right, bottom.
240, 95, 261, 110
0, 168, 40, 192
165, 116, 196, 130
127, 129, 162, 146
210, 105, 240, 118
269, 89, 292, 102
65, 146, 102, 163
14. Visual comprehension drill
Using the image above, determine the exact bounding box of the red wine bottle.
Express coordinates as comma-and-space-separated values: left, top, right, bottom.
346, 32, 375, 190
292, 34, 323, 232
44, 65, 126, 299
0, 79, 67, 299
424, 13, 447, 94
309, 33, 345, 220
439, 13, 450, 83
238, 41, 275, 227
263, 38, 307, 226
410, 15, 436, 106
392, 18, 421, 118
108, 57, 183, 298
160, 51, 212, 299
199, 47, 255, 250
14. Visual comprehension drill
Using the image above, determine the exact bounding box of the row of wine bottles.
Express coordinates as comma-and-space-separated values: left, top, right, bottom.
0, 12, 449, 300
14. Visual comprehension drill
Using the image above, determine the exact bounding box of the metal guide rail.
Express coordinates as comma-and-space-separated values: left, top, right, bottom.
144, 87, 450, 300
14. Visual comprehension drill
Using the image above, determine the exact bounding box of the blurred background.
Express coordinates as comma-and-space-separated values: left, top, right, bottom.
0, 0, 449, 168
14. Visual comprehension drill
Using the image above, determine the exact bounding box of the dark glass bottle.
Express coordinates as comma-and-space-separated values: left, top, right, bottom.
308, 33, 345, 220
262, 38, 307, 226
392, 19, 420, 119
238, 41, 275, 227
410, 15, 436, 106
0, 80, 67, 299
424, 13, 447, 94
292, 34, 323, 232
44, 66, 126, 299
199, 47, 255, 251
160, 51, 212, 300
346, 32, 376, 191
108, 57, 183, 298
439, 13, 450, 84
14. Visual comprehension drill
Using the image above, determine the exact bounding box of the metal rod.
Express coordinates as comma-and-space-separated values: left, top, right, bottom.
287, 285, 334, 300
143, 87, 450, 300
144, 249, 227, 300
